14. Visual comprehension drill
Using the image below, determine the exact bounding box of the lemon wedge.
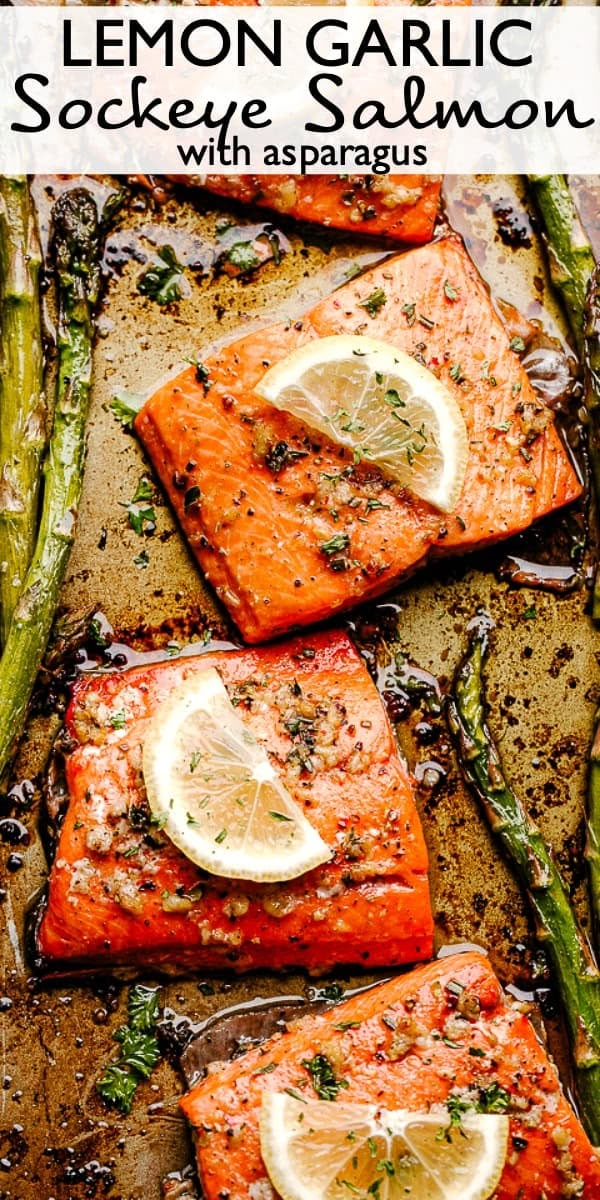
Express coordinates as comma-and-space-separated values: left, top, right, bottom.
142, 669, 331, 882
259, 1093, 509, 1200
255, 334, 468, 513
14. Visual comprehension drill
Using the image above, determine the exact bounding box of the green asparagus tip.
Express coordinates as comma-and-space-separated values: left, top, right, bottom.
52, 188, 102, 311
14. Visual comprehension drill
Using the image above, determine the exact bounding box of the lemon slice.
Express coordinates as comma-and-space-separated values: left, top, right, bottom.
260, 1093, 509, 1200
142, 669, 331, 882
255, 334, 468, 513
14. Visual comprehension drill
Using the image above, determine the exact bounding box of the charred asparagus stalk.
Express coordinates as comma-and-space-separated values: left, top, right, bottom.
528, 174, 596, 359
0, 189, 102, 784
0, 176, 46, 646
528, 176, 600, 591
587, 270, 600, 933
448, 614, 600, 1145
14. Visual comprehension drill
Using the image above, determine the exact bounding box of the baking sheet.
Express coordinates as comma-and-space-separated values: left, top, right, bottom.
0, 173, 598, 1199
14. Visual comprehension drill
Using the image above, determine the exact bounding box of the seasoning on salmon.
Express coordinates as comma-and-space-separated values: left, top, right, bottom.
135, 236, 581, 644
180, 951, 600, 1200
35, 630, 432, 974
168, 175, 442, 244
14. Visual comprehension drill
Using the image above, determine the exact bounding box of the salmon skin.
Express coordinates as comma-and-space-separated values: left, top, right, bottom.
135, 236, 581, 644
35, 630, 433, 974
180, 951, 600, 1200
167, 176, 442, 245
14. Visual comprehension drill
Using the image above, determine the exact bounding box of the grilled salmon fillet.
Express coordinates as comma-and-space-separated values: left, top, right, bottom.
36, 631, 432, 973
168, 175, 442, 244
180, 952, 600, 1200
135, 237, 581, 644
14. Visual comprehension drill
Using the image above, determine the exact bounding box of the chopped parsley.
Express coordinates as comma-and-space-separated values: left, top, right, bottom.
133, 549, 149, 569
401, 302, 416, 326
113, 1026, 160, 1078
215, 828, 228, 844
509, 335, 526, 353
96, 984, 161, 1114
253, 1062, 277, 1076
481, 361, 497, 386
109, 391, 145, 429
320, 533, 350, 557
449, 362, 465, 384
109, 710, 126, 730
127, 984, 160, 1033
138, 245, 185, 306
184, 358, 211, 391
121, 476, 156, 536
302, 1053, 349, 1101
226, 241, 261, 274
359, 288, 387, 318
384, 388, 406, 409
269, 810, 293, 822
477, 1083, 511, 1113
443, 280, 459, 302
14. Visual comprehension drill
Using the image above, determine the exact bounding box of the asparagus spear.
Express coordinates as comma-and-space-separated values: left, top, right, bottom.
528, 177, 600, 595
448, 614, 600, 1145
586, 270, 600, 943
528, 174, 596, 360
0, 188, 102, 784
529, 179, 600, 946
0, 176, 46, 646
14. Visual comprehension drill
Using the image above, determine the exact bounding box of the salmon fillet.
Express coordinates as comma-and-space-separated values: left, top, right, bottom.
36, 631, 432, 974
180, 951, 600, 1200
135, 237, 581, 644
169, 175, 442, 244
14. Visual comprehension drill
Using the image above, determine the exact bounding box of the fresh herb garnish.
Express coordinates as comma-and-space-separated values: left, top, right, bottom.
226, 241, 261, 274
401, 302, 416, 326
133, 549, 149, 569
113, 1026, 160, 1078
121, 476, 156, 536
359, 288, 387, 318
96, 984, 161, 1114
320, 533, 350, 557
481, 360, 497, 386
95, 1064, 138, 1115
365, 498, 390, 512
138, 245, 185, 306
253, 1062, 277, 1076
109, 710, 126, 730
477, 1083, 511, 1112
384, 388, 405, 409
109, 391, 145, 428
510, 335, 526, 353
88, 617, 110, 650
302, 1053, 349, 1101
127, 984, 160, 1033
444, 280, 459, 302
188, 359, 211, 391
